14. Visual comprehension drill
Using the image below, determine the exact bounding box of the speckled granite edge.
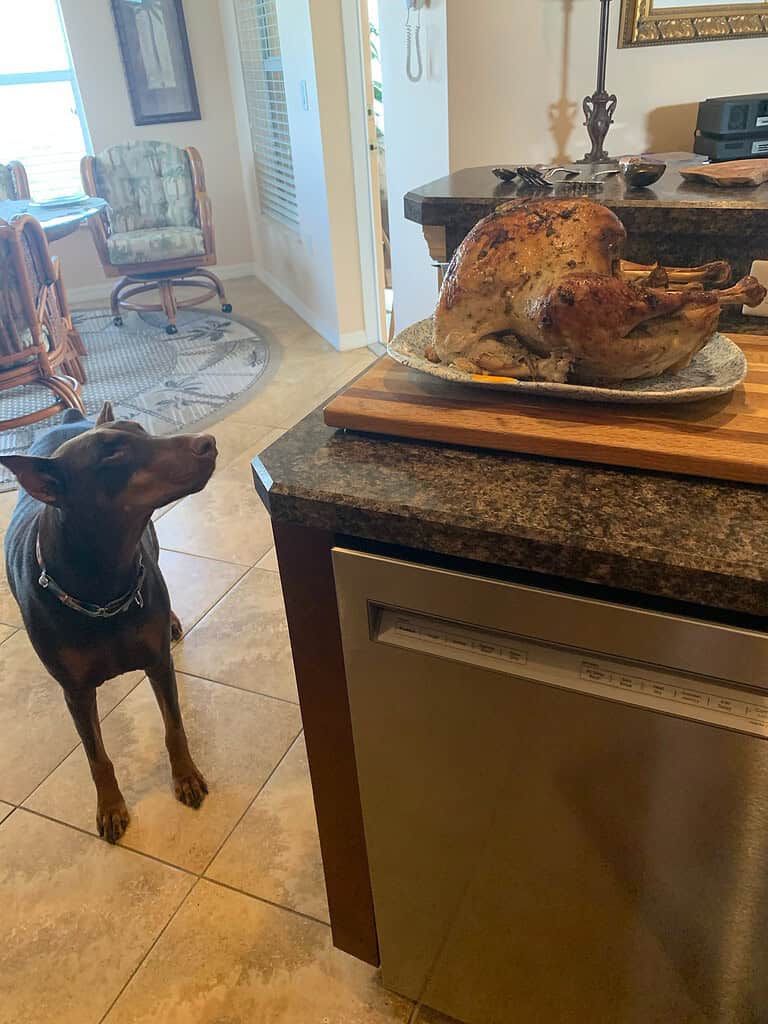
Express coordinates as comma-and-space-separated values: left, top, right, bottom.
404, 161, 768, 284
258, 484, 765, 617
252, 410, 768, 620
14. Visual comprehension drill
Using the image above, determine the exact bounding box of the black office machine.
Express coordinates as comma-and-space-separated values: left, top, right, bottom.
694, 93, 768, 162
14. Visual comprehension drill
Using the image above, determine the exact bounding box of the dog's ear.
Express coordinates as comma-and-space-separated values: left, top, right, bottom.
96, 401, 115, 425
0, 455, 65, 506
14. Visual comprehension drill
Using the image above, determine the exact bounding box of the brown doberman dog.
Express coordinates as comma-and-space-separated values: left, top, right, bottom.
1, 403, 217, 842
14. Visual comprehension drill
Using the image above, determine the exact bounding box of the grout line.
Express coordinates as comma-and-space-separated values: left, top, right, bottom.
19, 738, 91, 806
97, 674, 148, 722
19, 674, 147, 806
159, 546, 252, 569
19, 669, 299, 824
19, 731, 305, 899
173, 670, 300, 707
21, 737, 309, 905
0, 806, 18, 827
169, 569, 250, 645
19, 806, 199, 879
202, 874, 331, 930
200, 728, 303, 877
171, 565, 251, 628
11, 554, 267, 807
213, 426, 288, 461
225, 415, 284, 431
96, 877, 202, 1024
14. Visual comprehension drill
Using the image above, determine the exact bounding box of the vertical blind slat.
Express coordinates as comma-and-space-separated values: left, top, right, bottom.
235, 0, 299, 229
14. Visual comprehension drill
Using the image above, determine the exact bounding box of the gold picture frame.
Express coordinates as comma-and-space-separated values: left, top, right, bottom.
619, 0, 768, 47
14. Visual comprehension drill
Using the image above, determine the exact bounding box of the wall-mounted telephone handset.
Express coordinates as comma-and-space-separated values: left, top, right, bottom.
405, 0, 424, 83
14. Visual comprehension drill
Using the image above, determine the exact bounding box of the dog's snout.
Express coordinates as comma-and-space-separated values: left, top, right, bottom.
192, 434, 217, 458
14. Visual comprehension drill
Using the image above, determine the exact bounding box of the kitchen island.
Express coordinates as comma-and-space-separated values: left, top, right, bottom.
252, 394, 768, 991
405, 153, 768, 317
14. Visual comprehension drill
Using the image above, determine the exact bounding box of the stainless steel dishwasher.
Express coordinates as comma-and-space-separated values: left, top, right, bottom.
333, 548, 768, 1024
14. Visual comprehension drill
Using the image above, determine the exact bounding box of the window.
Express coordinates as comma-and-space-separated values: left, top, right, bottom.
0, 0, 91, 201
234, 0, 299, 230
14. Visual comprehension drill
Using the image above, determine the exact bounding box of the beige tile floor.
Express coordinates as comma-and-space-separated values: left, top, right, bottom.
0, 278, 450, 1024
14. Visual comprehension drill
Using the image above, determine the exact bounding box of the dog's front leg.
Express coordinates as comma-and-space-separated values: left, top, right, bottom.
146, 659, 208, 809
64, 690, 129, 843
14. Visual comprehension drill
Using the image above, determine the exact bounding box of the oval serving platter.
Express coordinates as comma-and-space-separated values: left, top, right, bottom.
387, 318, 747, 405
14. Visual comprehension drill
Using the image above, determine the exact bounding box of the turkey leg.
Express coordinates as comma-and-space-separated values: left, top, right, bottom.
712, 276, 767, 307
621, 259, 731, 286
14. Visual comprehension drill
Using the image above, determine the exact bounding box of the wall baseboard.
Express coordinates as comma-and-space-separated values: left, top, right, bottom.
337, 329, 370, 351
69, 260, 371, 352
251, 266, 337, 347
252, 267, 370, 351
67, 262, 259, 304
250, 268, 374, 352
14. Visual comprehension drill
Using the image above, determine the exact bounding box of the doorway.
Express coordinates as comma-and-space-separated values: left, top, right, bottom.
342, 0, 393, 351
368, 0, 393, 343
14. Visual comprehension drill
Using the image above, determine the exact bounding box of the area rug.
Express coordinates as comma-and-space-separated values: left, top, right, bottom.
0, 307, 277, 491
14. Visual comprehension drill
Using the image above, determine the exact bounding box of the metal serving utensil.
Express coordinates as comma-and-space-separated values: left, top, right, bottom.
517, 166, 587, 188
495, 165, 619, 190
492, 167, 518, 182
516, 166, 551, 188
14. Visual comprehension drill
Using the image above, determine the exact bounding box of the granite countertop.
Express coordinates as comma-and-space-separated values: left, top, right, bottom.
405, 154, 768, 227
253, 406, 768, 621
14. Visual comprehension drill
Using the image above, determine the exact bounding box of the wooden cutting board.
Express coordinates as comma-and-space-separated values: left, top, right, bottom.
324, 336, 768, 485
679, 159, 768, 187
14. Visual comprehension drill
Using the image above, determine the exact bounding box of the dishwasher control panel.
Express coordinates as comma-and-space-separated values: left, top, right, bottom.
376, 609, 768, 739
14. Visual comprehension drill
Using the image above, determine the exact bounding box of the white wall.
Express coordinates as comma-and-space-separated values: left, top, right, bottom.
378, 0, 449, 331
57, 0, 254, 296
379, 0, 768, 327
310, 1, 367, 340
222, 0, 368, 350
223, 0, 339, 341
447, 0, 768, 169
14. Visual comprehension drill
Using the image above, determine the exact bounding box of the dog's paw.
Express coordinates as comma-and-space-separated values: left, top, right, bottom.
173, 765, 209, 810
97, 798, 130, 844
170, 611, 183, 642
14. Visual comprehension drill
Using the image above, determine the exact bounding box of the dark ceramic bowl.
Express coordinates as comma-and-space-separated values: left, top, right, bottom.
619, 156, 667, 188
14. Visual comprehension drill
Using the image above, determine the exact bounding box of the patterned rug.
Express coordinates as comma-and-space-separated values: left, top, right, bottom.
0, 307, 277, 491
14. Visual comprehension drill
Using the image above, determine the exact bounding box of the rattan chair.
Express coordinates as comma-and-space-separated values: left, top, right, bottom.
81, 140, 230, 336
0, 161, 31, 201
0, 215, 85, 431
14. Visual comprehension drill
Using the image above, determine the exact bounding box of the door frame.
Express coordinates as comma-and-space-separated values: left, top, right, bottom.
341, 0, 387, 346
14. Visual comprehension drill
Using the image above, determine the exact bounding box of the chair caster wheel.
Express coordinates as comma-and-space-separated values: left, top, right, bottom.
221, 303, 232, 314
113, 316, 123, 326
166, 324, 178, 335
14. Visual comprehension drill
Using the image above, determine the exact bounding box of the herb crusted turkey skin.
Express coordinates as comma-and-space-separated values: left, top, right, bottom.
432, 198, 764, 384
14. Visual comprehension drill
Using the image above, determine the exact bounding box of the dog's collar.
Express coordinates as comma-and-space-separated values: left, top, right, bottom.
35, 534, 145, 618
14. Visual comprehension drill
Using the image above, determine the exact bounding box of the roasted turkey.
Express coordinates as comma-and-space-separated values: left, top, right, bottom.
431, 198, 766, 384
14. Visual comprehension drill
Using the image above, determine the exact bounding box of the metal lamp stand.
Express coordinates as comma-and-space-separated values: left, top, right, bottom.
578, 0, 618, 165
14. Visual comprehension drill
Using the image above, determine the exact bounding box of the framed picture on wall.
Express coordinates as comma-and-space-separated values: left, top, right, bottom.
111, 0, 201, 125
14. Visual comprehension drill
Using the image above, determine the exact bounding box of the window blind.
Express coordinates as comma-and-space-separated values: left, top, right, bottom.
0, 0, 90, 202
235, 0, 299, 230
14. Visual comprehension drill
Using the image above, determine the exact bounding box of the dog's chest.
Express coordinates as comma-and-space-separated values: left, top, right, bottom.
48, 615, 168, 689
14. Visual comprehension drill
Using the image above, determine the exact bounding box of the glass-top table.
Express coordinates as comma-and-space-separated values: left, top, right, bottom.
0, 196, 107, 242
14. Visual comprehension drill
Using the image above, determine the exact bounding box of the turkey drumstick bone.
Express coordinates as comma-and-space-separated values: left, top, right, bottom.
620, 259, 731, 286
433, 199, 766, 385
630, 276, 766, 314
714, 276, 766, 306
